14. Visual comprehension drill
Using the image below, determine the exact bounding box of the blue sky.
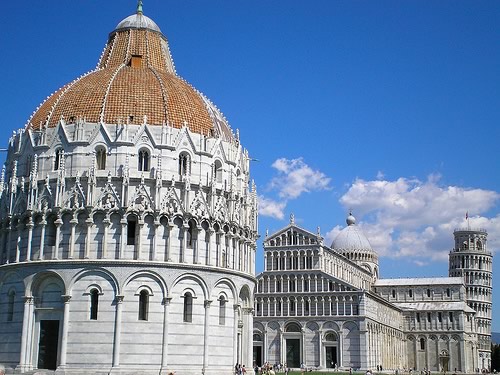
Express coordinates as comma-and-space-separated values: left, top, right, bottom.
1, 1, 499, 330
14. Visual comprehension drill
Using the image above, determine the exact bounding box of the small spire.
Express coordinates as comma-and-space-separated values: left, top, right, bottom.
137, 0, 143, 15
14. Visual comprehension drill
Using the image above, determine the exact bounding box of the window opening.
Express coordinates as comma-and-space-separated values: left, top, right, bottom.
138, 149, 150, 171
96, 147, 106, 170
90, 289, 99, 320
127, 219, 137, 245
214, 160, 222, 183
54, 149, 62, 170
183, 292, 193, 322
219, 296, 226, 325
179, 153, 190, 176
138, 290, 149, 321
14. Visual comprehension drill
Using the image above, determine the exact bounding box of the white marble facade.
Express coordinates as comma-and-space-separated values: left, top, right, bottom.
0, 7, 258, 375
253, 216, 492, 373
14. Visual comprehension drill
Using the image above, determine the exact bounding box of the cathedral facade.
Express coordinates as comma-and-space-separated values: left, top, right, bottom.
253, 214, 492, 372
0, 6, 257, 375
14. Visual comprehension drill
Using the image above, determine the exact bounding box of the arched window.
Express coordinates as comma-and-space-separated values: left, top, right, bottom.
427, 289, 431, 297
409, 289, 413, 298
7, 290, 15, 322
187, 221, 195, 248
285, 322, 301, 332
90, 289, 99, 320
392, 289, 396, 298
127, 217, 137, 245
54, 148, 63, 170
219, 295, 226, 325
95, 147, 106, 170
325, 332, 337, 342
179, 153, 190, 176
138, 290, 149, 321
420, 338, 425, 350
138, 149, 150, 171
214, 160, 223, 183
183, 292, 193, 322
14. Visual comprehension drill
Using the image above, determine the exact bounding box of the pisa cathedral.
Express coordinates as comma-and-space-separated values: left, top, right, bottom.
0, 4, 493, 375
253, 215, 492, 373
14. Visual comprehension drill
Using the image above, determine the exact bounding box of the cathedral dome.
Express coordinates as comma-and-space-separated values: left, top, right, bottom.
331, 214, 373, 252
115, 13, 161, 33
331, 213, 379, 278
27, 8, 235, 142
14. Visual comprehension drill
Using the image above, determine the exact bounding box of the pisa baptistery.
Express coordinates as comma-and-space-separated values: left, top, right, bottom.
0, 4, 258, 375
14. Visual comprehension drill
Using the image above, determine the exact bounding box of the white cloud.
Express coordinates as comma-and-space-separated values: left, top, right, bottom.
270, 157, 331, 199
259, 157, 331, 220
258, 195, 286, 220
331, 175, 500, 265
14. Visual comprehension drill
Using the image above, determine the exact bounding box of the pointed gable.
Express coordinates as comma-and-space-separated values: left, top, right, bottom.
265, 223, 320, 248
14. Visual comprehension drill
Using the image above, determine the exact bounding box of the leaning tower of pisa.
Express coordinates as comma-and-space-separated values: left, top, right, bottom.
449, 226, 493, 370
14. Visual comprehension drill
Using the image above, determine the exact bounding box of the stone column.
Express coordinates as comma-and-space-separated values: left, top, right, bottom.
166, 223, 173, 262
207, 229, 214, 266
195, 225, 202, 264
103, 218, 110, 259
5, 221, 12, 264
302, 328, 307, 365
161, 297, 171, 371
69, 218, 77, 259
59, 295, 72, 367
120, 218, 127, 259
39, 218, 46, 260
26, 217, 34, 261
279, 328, 285, 364
245, 307, 254, 369
53, 216, 62, 259
318, 329, 323, 368
84, 217, 93, 258
136, 219, 144, 260
15, 222, 21, 263
181, 223, 189, 263
18, 296, 34, 371
234, 304, 240, 365
152, 220, 160, 261
263, 329, 268, 364
112, 295, 124, 367
203, 300, 212, 372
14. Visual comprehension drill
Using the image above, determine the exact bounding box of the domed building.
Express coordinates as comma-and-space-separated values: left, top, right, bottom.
0, 4, 257, 375
254, 213, 491, 372
331, 213, 379, 280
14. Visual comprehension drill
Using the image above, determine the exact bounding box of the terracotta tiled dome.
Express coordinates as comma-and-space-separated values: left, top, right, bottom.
28, 9, 234, 142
